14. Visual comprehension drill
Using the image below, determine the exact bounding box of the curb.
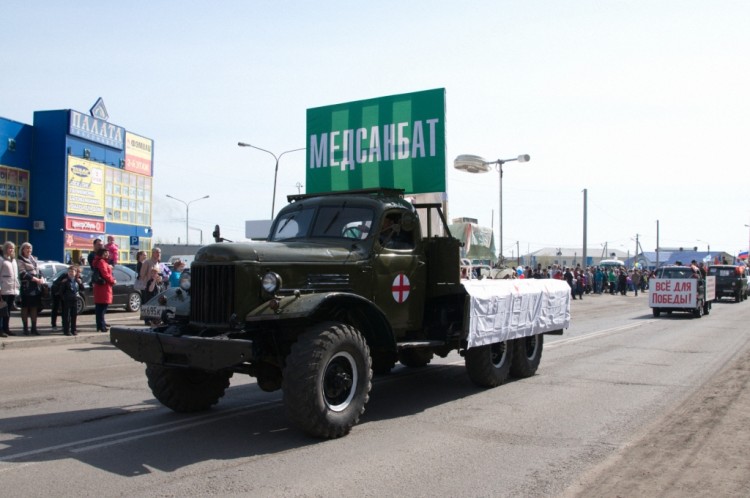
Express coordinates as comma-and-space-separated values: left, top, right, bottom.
0, 331, 113, 350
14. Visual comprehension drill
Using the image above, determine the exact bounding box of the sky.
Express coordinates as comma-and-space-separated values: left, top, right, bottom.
3, 1, 749, 258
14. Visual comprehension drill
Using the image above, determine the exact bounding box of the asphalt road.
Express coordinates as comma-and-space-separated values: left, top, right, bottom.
1, 294, 749, 496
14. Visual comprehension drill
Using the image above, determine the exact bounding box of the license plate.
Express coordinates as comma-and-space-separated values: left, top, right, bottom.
140, 305, 176, 319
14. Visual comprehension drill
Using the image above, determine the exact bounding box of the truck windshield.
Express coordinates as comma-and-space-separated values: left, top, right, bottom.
270, 207, 316, 241
270, 206, 375, 241
311, 206, 374, 239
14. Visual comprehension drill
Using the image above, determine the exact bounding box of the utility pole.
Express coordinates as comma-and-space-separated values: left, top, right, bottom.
582, 189, 588, 268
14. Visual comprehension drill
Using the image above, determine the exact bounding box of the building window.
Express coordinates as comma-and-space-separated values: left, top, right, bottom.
0, 229, 29, 247
105, 169, 151, 226
0, 166, 30, 217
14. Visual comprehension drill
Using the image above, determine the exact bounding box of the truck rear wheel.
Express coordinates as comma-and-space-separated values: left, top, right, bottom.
398, 349, 434, 368
652, 308, 661, 317
693, 300, 704, 318
146, 364, 232, 413
510, 334, 544, 378
465, 341, 513, 388
282, 321, 372, 439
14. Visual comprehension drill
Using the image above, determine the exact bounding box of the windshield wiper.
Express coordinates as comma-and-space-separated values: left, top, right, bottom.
276, 214, 296, 237
322, 202, 347, 235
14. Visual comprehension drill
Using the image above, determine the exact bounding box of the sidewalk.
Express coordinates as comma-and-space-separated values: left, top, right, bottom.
0, 312, 141, 350
0, 327, 113, 350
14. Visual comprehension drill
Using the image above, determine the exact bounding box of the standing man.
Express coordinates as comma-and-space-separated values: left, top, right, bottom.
104, 235, 119, 266
139, 247, 163, 291
631, 269, 642, 296
87, 238, 103, 269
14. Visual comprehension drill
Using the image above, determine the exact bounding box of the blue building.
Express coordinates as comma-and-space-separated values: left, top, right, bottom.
0, 101, 154, 264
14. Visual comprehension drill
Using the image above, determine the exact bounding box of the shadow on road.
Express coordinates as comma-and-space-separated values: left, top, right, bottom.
0, 361, 498, 476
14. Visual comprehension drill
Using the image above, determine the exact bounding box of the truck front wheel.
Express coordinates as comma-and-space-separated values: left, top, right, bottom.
465, 341, 514, 388
510, 334, 544, 378
146, 364, 232, 413
282, 321, 372, 439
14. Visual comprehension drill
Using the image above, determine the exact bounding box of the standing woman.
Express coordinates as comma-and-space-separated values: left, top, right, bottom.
17, 242, 44, 335
93, 248, 115, 332
0, 241, 20, 337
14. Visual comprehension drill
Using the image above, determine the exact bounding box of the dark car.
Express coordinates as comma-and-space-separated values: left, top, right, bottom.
708, 265, 748, 302
44, 265, 142, 314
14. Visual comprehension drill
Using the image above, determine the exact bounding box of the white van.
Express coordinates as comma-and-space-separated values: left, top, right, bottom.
168, 255, 195, 267
598, 259, 625, 269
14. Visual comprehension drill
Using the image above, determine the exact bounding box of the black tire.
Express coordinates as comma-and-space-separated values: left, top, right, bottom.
693, 300, 704, 318
126, 292, 142, 312
510, 334, 544, 378
76, 295, 86, 315
736, 291, 741, 303
371, 351, 397, 375
282, 321, 372, 439
704, 301, 711, 315
398, 349, 434, 368
146, 364, 232, 412
652, 308, 661, 317
465, 341, 513, 388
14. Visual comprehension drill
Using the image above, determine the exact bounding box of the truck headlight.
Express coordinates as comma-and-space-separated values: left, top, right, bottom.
179, 272, 191, 290
262, 272, 282, 295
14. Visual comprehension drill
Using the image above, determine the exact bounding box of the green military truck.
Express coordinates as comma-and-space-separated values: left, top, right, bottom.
111, 188, 570, 438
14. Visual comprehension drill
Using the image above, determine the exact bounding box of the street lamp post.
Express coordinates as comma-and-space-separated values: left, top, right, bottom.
454, 153, 530, 266
238, 142, 305, 219
166, 194, 210, 245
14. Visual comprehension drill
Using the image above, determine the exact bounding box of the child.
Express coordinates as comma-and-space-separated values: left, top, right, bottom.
59, 266, 83, 336
169, 260, 185, 287
143, 267, 163, 304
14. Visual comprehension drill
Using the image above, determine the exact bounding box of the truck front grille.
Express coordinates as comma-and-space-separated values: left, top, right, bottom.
191, 265, 235, 325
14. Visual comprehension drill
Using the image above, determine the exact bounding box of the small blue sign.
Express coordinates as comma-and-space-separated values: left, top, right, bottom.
130, 236, 139, 247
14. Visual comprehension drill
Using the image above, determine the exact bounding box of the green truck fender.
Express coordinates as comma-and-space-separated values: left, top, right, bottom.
244, 291, 397, 353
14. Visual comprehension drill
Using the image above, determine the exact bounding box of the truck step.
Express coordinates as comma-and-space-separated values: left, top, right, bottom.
397, 340, 445, 349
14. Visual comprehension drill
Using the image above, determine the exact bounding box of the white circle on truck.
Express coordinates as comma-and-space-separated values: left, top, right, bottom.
392, 273, 410, 303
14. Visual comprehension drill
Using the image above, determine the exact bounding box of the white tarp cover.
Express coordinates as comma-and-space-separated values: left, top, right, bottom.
462, 279, 571, 349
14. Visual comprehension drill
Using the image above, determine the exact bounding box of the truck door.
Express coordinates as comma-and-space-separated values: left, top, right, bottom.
372, 211, 426, 333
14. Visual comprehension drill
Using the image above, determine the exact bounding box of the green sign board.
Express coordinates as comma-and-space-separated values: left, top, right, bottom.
306, 88, 446, 195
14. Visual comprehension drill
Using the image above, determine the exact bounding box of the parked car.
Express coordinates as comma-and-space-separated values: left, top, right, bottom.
38, 261, 70, 284
43, 264, 142, 314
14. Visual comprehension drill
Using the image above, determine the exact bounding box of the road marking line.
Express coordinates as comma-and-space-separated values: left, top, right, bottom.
546, 321, 656, 348
0, 401, 276, 462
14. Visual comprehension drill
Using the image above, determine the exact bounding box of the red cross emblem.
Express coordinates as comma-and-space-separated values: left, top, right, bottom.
392, 273, 410, 303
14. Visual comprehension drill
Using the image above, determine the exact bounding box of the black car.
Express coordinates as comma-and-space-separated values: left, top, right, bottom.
44, 265, 142, 314
708, 265, 748, 302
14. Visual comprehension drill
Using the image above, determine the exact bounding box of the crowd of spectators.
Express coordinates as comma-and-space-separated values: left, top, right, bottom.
500, 263, 653, 300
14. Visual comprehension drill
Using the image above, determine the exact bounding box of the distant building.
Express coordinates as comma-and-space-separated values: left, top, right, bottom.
448, 218, 496, 265
0, 101, 154, 264
523, 247, 629, 268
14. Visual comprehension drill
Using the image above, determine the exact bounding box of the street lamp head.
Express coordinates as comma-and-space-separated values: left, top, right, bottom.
453, 154, 491, 174
517, 154, 530, 163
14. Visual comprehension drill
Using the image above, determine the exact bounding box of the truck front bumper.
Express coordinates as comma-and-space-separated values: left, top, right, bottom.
110, 326, 254, 371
